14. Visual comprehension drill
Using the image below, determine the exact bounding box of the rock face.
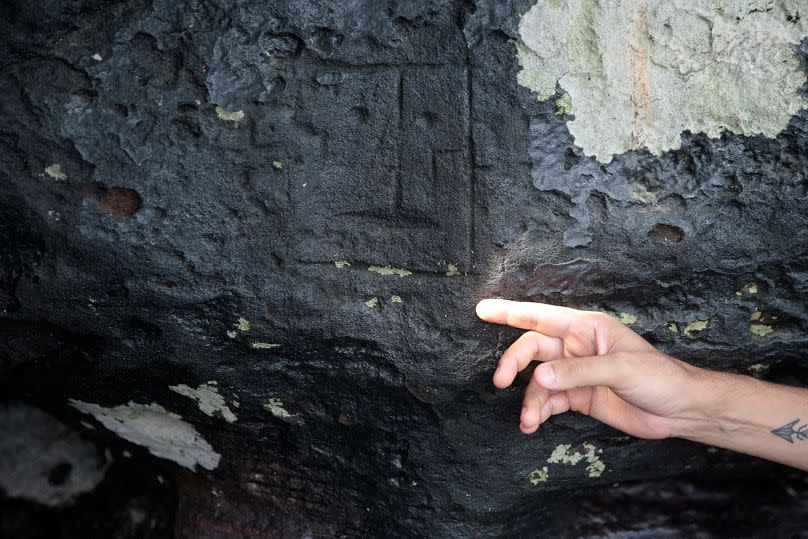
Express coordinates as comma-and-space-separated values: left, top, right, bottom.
1, 0, 808, 537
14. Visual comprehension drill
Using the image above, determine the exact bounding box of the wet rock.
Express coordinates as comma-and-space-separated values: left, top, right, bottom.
1, 0, 808, 537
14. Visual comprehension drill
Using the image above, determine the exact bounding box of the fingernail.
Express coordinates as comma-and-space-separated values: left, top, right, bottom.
539, 365, 555, 386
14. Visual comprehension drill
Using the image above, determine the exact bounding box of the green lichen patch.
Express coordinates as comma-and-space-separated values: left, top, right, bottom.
750, 310, 777, 337
169, 381, 238, 423
365, 297, 379, 308
263, 398, 293, 419
667, 323, 679, 333
227, 316, 251, 339
368, 265, 412, 277
251, 341, 281, 349
529, 467, 549, 485
736, 283, 758, 295
555, 93, 572, 115
547, 442, 606, 478
44, 164, 67, 181
334, 260, 351, 269
272, 160, 284, 170
683, 319, 709, 338
215, 106, 245, 123
445, 263, 461, 277
390, 295, 404, 303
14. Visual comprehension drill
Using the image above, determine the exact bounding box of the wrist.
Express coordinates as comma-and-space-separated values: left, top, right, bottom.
670, 367, 757, 442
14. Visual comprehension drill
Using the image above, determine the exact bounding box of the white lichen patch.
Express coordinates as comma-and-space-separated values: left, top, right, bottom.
263, 398, 293, 419
215, 106, 245, 123
44, 164, 67, 181
529, 467, 549, 485
517, 0, 808, 163
334, 260, 351, 269
668, 323, 679, 333
68, 400, 220, 471
365, 297, 379, 308
91, 53, 103, 61
390, 295, 404, 303
169, 381, 238, 423
445, 263, 461, 277
251, 341, 282, 349
272, 160, 284, 170
683, 319, 709, 338
368, 265, 412, 277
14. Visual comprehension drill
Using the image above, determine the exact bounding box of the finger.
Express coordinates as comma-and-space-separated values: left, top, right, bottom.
534, 354, 632, 392
494, 331, 564, 388
548, 392, 570, 415
476, 299, 588, 338
520, 375, 551, 434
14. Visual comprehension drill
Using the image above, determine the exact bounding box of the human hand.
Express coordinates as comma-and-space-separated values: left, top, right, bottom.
476, 299, 710, 439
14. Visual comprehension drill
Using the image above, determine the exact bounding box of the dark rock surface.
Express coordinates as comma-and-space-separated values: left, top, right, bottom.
2, 0, 808, 537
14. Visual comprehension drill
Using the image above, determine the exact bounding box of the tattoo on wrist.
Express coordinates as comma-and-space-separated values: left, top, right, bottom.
771, 419, 808, 443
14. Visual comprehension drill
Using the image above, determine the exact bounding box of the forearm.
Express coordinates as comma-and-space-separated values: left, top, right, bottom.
673, 368, 808, 471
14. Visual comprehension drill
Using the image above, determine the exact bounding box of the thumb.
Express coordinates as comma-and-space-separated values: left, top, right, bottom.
534, 354, 630, 391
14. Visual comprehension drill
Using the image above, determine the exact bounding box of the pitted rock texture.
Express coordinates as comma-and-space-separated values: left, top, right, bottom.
2, 0, 808, 537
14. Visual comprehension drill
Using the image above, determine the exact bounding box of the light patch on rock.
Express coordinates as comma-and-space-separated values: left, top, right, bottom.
547, 442, 606, 478
736, 283, 758, 295
683, 319, 709, 338
0, 404, 108, 506
750, 323, 774, 337
368, 265, 412, 277
746, 363, 771, 377
263, 398, 293, 419
390, 295, 404, 303
445, 263, 461, 277
91, 53, 103, 61
227, 316, 250, 339
170, 381, 238, 423
251, 341, 282, 349
272, 160, 284, 170
529, 466, 549, 485
215, 106, 245, 123
69, 400, 220, 471
517, 0, 808, 163
365, 297, 379, 308
667, 323, 679, 333
334, 260, 351, 269
44, 164, 67, 181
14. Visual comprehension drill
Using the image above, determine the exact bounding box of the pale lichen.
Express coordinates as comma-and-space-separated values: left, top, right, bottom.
334, 260, 351, 269
517, 0, 808, 162
272, 160, 284, 170
44, 164, 67, 181
736, 283, 758, 296
263, 398, 293, 419
215, 106, 245, 123
365, 297, 379, 308
69, 400, 220, 471
368, 265, 412, 277
445, 263, 461, 277
529, 467, 549, 485
169, 381, 238, 423
390, 295, 404, 303
683, 319, 709, 338
251, 341, 282, 349
547, 442, 606, 478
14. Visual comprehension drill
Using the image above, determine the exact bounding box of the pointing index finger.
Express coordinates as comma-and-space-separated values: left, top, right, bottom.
476, 298, 581, 338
